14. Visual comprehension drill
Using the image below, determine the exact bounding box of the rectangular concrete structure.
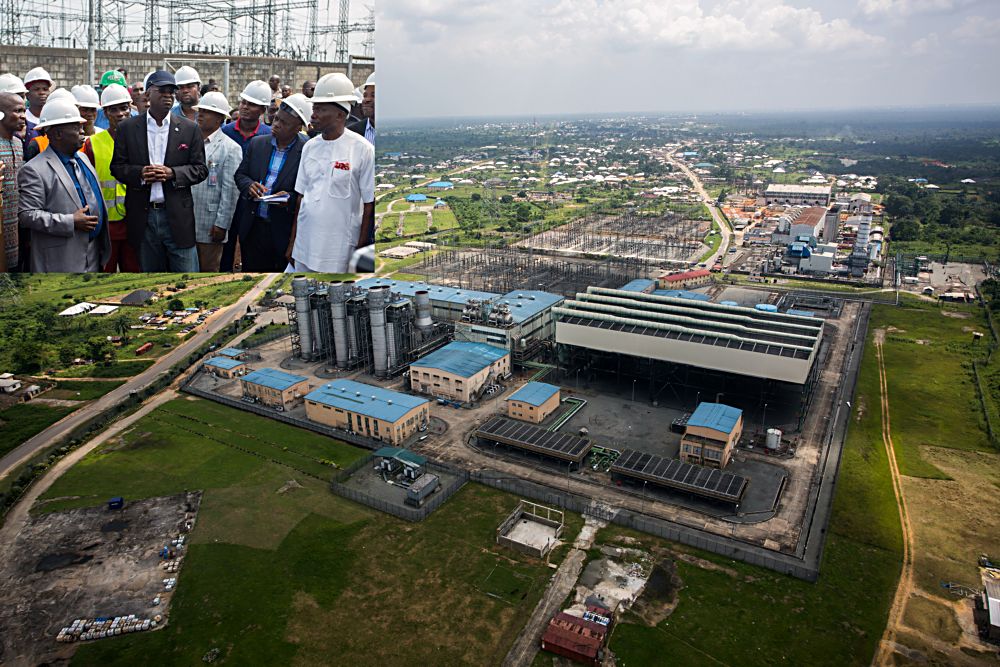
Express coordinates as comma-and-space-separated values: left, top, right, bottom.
555, 287, 823, 384
410, 341, 511, 403
681, 402, 743, 468
506, 382, 561, 424
239, 368, 310, 408
304, 380, 429, 446
475, 416, 592, 465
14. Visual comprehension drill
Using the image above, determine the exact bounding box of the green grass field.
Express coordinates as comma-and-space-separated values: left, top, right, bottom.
431, 207, 459, 230
55, 359, 156, 379
32, 397, 575, 665
0, 403, 76, 457
16, 273, 197, 305
48, 380, 125, 401
402, 211, 431, 235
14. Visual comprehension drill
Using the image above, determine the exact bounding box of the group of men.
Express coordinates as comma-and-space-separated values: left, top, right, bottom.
0, 64, 375, 273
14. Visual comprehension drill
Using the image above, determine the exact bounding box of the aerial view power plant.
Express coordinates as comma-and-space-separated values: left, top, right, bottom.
2, 1, 1000, 666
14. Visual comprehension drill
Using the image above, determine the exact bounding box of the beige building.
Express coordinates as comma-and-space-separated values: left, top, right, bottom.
680, 402, 743, 469
410, 341, 511, 404
304, 380, 430, 445
203, 356, 247, 379
240, 368, 310, 408
506, 382, 561, 424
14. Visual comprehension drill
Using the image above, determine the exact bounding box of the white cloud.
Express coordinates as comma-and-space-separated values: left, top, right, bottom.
909, 32, 940, 54
952, 14, 1000, 39
858, 0, 978, 17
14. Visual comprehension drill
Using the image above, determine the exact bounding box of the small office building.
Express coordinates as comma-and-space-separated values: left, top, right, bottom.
506, 382, 561, 424
240, 368, 310, 408
680, 402, 743, 468
202, 356, 247, 379
305, 379, 430, 445
410, 341, 511, 403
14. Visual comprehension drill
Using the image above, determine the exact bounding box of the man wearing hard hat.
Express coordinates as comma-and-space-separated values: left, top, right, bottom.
71, 85, 102, 137
234, 94, 310, 272
172, 66, 201, 123
23, 88, 78, 162
190, 91, 242, 272
110, 70, 208, 272
219, 79, 273, 270
94, 70, 136, 130
287, 73, 375, 273
17, 98, 110, 272
22, 67, 53, 137
82, 84, 140, 272
0, 93, 26, 271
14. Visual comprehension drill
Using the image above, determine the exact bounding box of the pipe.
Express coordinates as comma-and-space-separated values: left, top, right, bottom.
368, 286, 389, 378
291, 276, 313, 361
414, 290, 433, 335
328, 281, 350, 369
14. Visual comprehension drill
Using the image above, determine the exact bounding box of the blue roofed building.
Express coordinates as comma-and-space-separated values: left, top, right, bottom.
406, 193, 427, 203
620, 279, 656, 293
681, 402, 744, 468
652, 289, 711, 302
454, 290, 565, 356
217, 347, 246, 359
505, 381, 561, 424
410, 341, 511, 403
427, 181, 454, 189
240, 368, 310, 408
304, 379, 430, 445
203, 356, 247, 378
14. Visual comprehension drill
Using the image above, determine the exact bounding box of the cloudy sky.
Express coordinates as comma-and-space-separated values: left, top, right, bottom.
378, 0, 1000, 119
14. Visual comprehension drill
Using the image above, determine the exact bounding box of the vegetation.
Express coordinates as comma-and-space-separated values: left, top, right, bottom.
0, 403, 76, 458
48, 380, 125, 401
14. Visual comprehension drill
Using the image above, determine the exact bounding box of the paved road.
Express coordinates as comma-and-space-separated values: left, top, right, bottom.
665, 150, 732, 267
0, 274, 279, 481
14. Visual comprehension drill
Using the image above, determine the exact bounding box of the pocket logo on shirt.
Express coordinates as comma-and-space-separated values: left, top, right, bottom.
333, 161, 351, 171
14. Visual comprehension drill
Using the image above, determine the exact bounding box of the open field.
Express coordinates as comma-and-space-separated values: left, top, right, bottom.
48, 380, 126, 401
55, 360, 156, 379
24, 397, 578, 665
0, 403, 76, 458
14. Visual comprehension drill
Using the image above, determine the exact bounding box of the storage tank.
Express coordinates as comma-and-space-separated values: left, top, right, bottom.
765, 428, 782, 450
414, 290, 433, 336
368, 286, 389, 378
292, 277, 313, 360
328, 282, 350, 368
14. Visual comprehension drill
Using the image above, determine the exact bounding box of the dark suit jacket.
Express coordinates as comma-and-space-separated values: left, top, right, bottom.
233, 134, 303, 247
110, 112, 208, 249
347, 117, 368, 137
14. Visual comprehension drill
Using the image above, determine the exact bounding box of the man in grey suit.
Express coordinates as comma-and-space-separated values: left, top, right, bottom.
17, 98, 110, 272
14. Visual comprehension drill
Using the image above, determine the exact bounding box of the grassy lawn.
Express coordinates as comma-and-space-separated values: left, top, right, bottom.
48, 380, 125, 401
0, 403, 76, 457
432, 207, 459, 230
55, 359, 156, 378
402, 211, 431, 235
17, 273, 196, 305
31, 396, 571, 665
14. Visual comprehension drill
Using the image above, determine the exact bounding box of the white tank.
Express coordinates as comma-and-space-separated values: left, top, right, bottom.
765, 428, 782, 450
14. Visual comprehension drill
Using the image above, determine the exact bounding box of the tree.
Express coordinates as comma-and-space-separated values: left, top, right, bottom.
500, 195, 513, 204
58, 345, 77, 367
167, 298, 185, 311
514, 202, 532, 222
113, 313, 131, 343
471, 193, 482, 201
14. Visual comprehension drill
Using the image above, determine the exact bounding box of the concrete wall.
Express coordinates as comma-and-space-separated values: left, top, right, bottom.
305, 400, 428, 446
0, 45, 373, 101
410, 354, 511, 403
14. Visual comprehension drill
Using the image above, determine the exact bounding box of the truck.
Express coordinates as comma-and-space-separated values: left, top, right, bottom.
135, 342, 153, 355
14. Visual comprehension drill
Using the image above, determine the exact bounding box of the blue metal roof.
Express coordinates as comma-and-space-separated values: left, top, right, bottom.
620, 279, 656, 293
355, 277, 500, 306
719, 300, 739, 306
218, 347, 245, 357
428, 181, 453, 188
241, 368, 308, 391
204, 356, 244, 370
652, 289, 711, 302
412, 341, 508, 378
406, 193, 427, 202
306, 379, 428, 422
496, 290, 564, 324
688, 402, 742, 434
786, 309, 815, 318
506, 381, 560, 407
755, 303, 779, 312
373, 446, 427, 466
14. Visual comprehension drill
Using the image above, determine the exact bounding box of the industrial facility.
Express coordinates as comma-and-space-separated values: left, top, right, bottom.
304, 380, 430, 446
680, 402, 743, 468
505, 382, 561, 423
202, 356, 247, 379
409, 341, 511, 403
554, 287, 825, 385
239, 368, 310, 408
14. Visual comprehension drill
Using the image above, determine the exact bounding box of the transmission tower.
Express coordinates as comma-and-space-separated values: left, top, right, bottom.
335, 0, 350, 62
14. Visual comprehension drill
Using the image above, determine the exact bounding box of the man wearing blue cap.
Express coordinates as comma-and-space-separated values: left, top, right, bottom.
110, 70, 208, 272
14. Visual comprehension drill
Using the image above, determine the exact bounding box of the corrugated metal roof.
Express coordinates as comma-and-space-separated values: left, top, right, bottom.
496, 290, 564, 324
374, 446, 427, 466
204, 356, 244, 370
662, 269, 710, 283
355, 277, 500, 306
619, 279, 656, 293
241, 368, 308, 391
652, 289, 711, 302
687, 402, 742, 434
306, 379, 428, 422
411, 341, 508, 378
506, 381, 560, 407
218, 347, 245, 357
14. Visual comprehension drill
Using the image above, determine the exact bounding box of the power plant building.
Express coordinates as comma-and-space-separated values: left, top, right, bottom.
505, 382, 561, 424
764, 184, 832, 206
304, 379, 430, 446
240, 368, 310, 408
202, 356, 247, 379
554, 287, 824, 385
453, 290, 565, 359
680, 402, 743, 468
410, 341, 511, 403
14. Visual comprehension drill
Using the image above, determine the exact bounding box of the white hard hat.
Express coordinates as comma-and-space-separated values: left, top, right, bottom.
194, 91, 231, 118
311, 73, 357, 113
34, 98, 85, 130
71, 85, 100, 109
23, 66, 54, 87
174, 65, 201, 86
279, 93, 312, 127
46, 88, 76, 105
354, 87, 363, 103
0, 73, 27, 94
239, 80, 271, 107
100, 83, 132, 108
364, 72, 374, 88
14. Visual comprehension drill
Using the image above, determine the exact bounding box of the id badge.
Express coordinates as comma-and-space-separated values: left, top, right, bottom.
208, 161, 218, 187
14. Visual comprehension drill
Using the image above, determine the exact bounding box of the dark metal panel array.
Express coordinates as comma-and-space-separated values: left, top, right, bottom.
475, 416, 592, 463
611, 449, 747, 503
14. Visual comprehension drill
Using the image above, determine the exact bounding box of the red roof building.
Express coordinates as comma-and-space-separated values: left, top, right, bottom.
658, 268, 712, 289
540, 611, 610, 666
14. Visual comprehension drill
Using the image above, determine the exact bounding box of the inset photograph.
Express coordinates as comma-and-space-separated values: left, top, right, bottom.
1, 2, 374, 274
